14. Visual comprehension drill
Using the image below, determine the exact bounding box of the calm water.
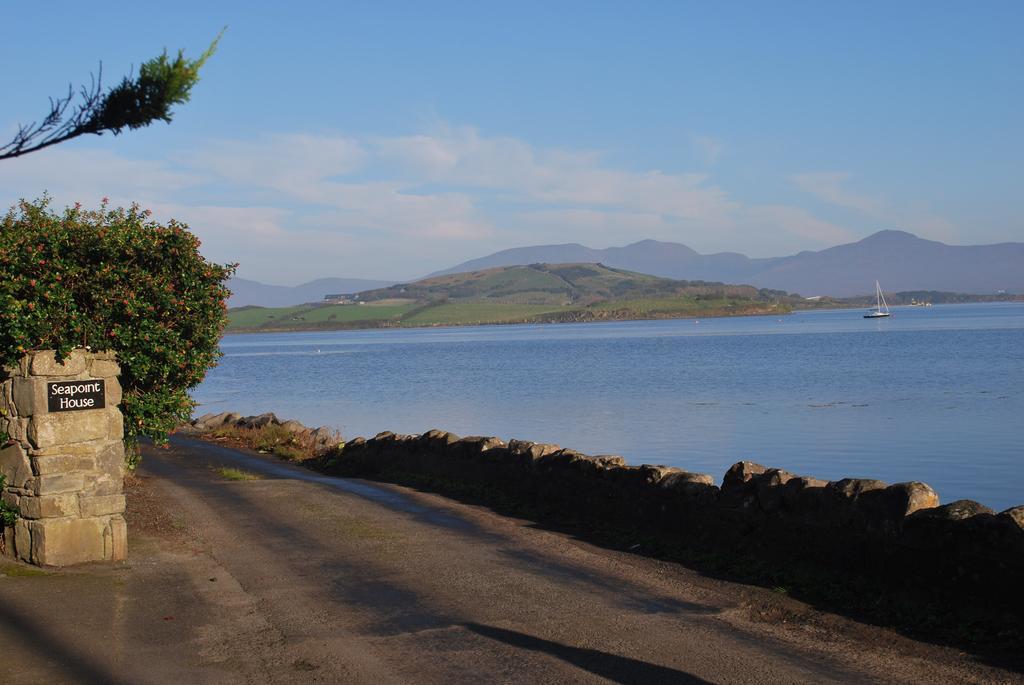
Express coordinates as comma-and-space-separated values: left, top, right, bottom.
193, 303, 1024, 511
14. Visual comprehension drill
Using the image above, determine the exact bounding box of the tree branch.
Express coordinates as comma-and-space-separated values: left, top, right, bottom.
1, 30, 223, 161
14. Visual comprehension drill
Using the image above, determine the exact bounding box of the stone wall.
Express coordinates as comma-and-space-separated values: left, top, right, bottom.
316, 429, 1024, 615
1, 350, 127, 565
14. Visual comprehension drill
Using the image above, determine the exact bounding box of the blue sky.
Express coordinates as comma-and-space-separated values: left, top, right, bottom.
2, 1, 1021, 283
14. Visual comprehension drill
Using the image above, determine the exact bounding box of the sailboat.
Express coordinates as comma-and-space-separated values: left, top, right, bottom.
864, 280, 891, 318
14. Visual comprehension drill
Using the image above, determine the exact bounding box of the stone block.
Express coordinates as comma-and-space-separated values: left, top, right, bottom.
19, 493, 80, 519
107, 516, 127, 561
11, 377, 47, 416
31, 454, 96, 476
5, 417, 29, 444
29, 349, 88, 376
15, 518, 31, 562
0, 442, 33, 489
80, 494, 126, 517
2, 525, 15, 559
28, 411, 120, 449
88, 359, 121, 378
27, 517, 109, 566
31, 472, 85, 495
30, 439, 96, 457
1, 381, 13, 417
88, 441, 126, 474
83, 474, 124, 496
105, 377, 122, 408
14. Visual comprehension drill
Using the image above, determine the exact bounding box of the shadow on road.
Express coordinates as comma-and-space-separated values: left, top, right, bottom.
0, 600, 132, 685
463, 621, 713, 685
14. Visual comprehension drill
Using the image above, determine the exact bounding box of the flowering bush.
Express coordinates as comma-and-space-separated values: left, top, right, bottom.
0, 197, 235, 446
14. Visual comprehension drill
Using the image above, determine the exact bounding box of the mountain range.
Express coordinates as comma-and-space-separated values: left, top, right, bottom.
428, 231, 1024, 297
229, 231, 1024, 306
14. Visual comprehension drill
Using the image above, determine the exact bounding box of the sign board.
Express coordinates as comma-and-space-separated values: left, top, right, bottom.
47, 379, 106, 413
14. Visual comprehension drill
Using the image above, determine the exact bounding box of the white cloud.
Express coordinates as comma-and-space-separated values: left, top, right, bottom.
791, 171, 882, 214
790, 171, 957, 243
745, 205, 855, 245
0, 125, 863, 281
0, 147, 198, 209
185, 133, 366, 197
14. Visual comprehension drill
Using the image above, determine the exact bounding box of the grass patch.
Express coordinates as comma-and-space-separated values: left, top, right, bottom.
403, 302, 573, 325
227, 302, 415, 331
0, 560, 49, 577
216, 467, 263, 481
207, 423, 340, 462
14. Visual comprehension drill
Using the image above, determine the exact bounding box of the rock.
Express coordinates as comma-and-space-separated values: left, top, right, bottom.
451, 436, 506, 458
28, 411, 122, 449
17, 493, 80, 519
831, 478, 888, 500
88, 359, 121, 378
308, 427, 340, 454
279, 420, 309, 435
931, 499, 993, 520
191, 412, 217, 428
22, 517, 110, 566
660, 471, 715, 488
722, 461, 768, 489
754, 468, 797, 513
0, 443, 33, 489
658, 471, 718, 503
30, 454, 96, 475
238, 412, 280, 429
719, 461, 768, 510
107, 516, 128, 561
29, 350, 88, 376
191, 411, 239, 431
1000, 506, 1024, 529
79, 494, 126, 517
508, 440, 561, 465
419, 429, 460, 452
343, 436, 367, 450
853, 482, 940, 534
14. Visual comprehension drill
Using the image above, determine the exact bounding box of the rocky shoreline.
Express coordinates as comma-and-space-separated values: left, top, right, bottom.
187, 410, 1024, 645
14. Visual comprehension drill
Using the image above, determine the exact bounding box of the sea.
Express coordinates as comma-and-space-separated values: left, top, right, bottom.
192, 302, 1024, 511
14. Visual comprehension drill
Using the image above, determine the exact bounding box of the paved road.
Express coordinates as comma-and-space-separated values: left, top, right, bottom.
1, 436, 1017, 684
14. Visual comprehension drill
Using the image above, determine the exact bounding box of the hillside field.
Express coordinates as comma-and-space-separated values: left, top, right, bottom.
226, 263, 794, 332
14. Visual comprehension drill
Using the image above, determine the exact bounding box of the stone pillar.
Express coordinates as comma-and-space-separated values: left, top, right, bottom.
0, 350, 127, 566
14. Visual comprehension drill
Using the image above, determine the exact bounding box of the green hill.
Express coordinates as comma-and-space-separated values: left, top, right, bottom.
226, 263, 794, 332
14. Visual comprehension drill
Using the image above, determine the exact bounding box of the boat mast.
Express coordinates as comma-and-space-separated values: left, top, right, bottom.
877, 280, 889, 313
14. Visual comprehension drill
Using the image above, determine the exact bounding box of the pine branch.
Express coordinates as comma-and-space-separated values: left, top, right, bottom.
0, 30, 223, 161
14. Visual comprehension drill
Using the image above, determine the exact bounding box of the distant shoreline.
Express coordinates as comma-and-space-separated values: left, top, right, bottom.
225, 298, 1024, 335
225, 303, 792, 335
